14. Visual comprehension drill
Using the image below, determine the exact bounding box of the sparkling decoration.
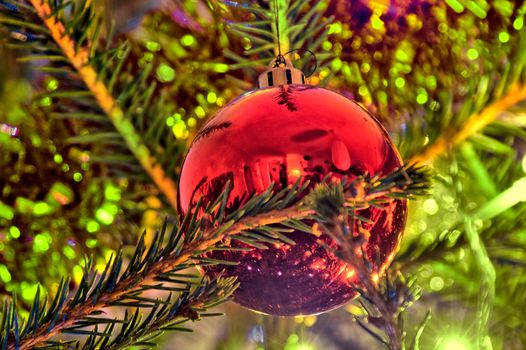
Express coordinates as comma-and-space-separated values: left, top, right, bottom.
178, 84, 406, 316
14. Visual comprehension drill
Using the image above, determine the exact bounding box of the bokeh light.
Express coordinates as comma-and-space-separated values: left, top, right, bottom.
437, 335, 472, 350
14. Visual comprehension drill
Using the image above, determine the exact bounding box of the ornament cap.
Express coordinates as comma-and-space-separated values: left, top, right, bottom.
257, 57, 306, 88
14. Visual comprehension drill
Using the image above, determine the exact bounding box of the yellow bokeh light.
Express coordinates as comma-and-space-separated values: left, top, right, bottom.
371, 273, 379, 283
438, 336, 471, 350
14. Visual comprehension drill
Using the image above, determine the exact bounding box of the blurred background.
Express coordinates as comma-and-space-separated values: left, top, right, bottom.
1, 0, 526, 349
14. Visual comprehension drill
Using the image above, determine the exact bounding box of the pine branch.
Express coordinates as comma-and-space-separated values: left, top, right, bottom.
24, 0, 179, 209
6, 208, 305, 349
83, 276, 238, 350
307, 166, 430, 350
409, 82, 526, 164
0, 166, 429, 349
220, 0, 332, 71
341, 238, 405, 350
316, 212, 421, 350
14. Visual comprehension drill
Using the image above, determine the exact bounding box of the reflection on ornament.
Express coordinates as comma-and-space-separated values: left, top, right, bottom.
178, 60, 406, 316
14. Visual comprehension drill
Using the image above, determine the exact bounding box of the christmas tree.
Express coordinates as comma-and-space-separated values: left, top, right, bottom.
1, 0, 525, 349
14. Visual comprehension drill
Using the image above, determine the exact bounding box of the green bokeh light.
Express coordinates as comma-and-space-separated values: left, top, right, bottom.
33, 232, 52, 253
322, 40, 332, 51
146, 40, 161, 51
156, 63, 176, 82
39, 96, 52, 106
213, 63, 229, 73
73, 172, 83, 182
466, 1, 487, 19
358, 85, 369, 97
514, 17, 524, 30
181, 34, 195, 47
33, 202, 52, 216
327, 22, 342, 35
102, 202, 119, 215
395, 77, 405, 88
430, 276, 445, 291
423, 198, 439, 215
96, 208, 114, 225
9, 226, 20, 239
86, 239, 97, 248
207, 91, 217, 104
63, 245, 76, 260
394, 41, 414, 63
21, 283, 38, 301
46, 78, 59, 91
331, 58, 343, 71
425, 75, 437, 90
0, 201, 14, 220
146, 51, 156, 63
467, 48, 479, 60
284, 334, 313, 350
445, 0, 464, 13
0, 265, 12, 283
86, 220, 100, 233
498, 32, 510, 43
104, 183, 121, 202
195, 106, 206, 118
416, 91, 429, 105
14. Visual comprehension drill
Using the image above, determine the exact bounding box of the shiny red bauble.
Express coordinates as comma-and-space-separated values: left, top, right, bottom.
178, 84, 406, 316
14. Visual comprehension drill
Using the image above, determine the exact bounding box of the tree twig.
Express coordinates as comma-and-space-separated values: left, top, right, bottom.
409, 83, 526, 164
324, 221, 404, 350
29, 0, 179, 209
11, 204, 311, 350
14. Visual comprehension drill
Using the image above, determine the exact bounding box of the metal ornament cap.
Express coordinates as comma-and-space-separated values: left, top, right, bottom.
257, 57, 306, 88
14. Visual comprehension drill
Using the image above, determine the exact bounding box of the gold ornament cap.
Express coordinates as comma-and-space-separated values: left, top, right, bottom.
257, 56, 306, 88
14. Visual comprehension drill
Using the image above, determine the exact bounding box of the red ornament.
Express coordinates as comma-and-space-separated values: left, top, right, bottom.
178, 84, 406, 316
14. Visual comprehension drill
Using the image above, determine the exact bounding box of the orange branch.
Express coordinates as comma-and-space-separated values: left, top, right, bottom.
29, 0, 179, 210
409, 83, 526, 164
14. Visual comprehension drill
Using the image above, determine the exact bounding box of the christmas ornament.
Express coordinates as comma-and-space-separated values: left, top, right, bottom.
178, 58, 406, 316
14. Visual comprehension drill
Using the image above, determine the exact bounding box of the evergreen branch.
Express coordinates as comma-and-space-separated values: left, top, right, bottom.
319, 212, 410, 350
307, 166, 429, 350
1, 166, 429, 349
315, 219, 419, 350
91, 276, 238, 350
27, 0, 179, 209
221, 0, 331, 70
6, 209, 307, 349
409, 83, 526, 164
